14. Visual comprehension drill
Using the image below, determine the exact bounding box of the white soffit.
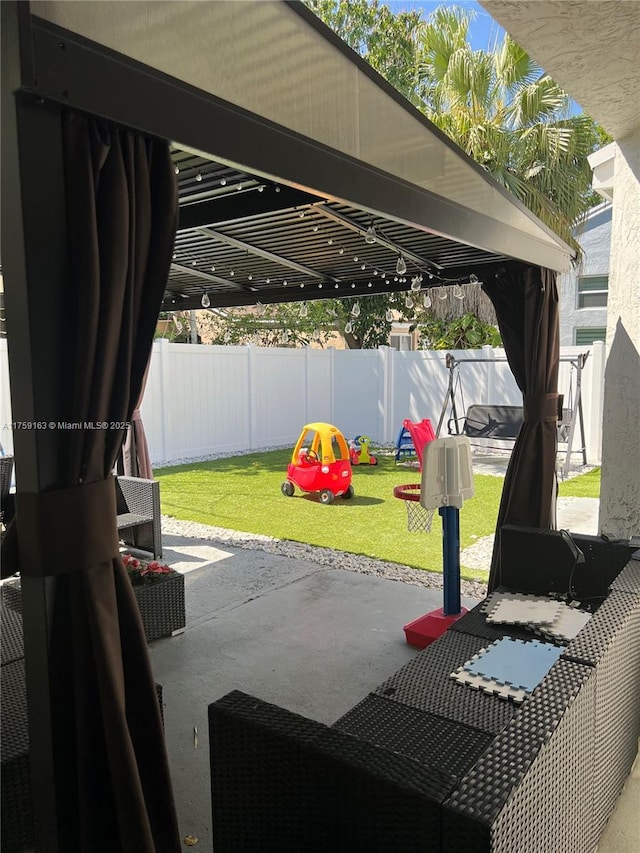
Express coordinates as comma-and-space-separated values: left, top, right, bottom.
31, 0, 571, 267
482, 1, 640, 141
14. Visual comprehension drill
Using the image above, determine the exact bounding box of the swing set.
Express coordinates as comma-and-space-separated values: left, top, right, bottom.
436, 351, 589, 479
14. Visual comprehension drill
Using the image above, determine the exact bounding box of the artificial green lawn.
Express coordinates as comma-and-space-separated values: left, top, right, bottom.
558, 467, 601, 498
156, 450, 500, 582
156, 452, 601, 584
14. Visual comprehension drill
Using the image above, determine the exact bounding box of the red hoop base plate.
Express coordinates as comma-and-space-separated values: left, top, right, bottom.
403, 606, 469, 649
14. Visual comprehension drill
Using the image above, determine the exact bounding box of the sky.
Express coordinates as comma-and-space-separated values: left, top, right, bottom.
386, 0, 505, 51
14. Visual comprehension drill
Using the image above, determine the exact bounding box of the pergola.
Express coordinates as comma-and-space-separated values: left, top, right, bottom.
1, 2, 574, 850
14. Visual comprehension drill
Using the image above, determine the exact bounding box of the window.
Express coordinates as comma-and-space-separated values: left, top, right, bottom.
578, 275, 608, 308
575, 327, 606, 345
390, 333, 412, 351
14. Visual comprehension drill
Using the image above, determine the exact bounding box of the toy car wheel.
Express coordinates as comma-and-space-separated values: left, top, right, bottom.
369, 456, 378, 466
342, 485, 354, 499
319, 489, 334, 505
281, 481, 294, 497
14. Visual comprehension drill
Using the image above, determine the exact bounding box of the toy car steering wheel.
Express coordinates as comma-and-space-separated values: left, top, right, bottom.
305, 448, 319, 462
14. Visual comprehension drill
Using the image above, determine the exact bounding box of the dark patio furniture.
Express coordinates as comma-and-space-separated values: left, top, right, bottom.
2, 569, 185, 645
0, 456, 14, 528
132, 571, 186, 643
0, 605, 166, 852
208, 532, 639, 852
116, 475, 163, 559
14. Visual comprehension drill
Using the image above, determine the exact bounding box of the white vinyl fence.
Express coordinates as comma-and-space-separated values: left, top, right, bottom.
0, 337, 606, 466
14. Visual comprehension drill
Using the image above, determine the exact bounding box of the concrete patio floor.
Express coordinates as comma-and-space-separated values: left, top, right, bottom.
149, 498, 639, 853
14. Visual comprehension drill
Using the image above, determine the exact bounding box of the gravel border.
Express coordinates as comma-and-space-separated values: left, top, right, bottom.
161, 515, 489, 600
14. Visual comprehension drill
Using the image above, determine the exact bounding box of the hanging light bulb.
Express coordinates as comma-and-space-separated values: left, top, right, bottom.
469, 273, 479, 284
299, 302, 309, 318
423, 292, 432, 309
195, 173, 203, 182
312, 328, 321, 341
396, 256, 407, 275
385, 308, 394, 322
438, 287, 448, 300
339, 247, 344, 255
351, 302, 361, 318
220, 178, 227, 186
410, 275, 422, 291
405, 295, 414, 309
174, 165, 180, 175
344, 321, 353, 334
364, 224, 377, 244
201, 292, 211, 308
255, 301, 265, 316
453, 284, 465, 300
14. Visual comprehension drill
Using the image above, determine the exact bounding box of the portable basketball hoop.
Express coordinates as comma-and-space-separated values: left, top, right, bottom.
393, 484, 435, 533
396, 437, 475, 648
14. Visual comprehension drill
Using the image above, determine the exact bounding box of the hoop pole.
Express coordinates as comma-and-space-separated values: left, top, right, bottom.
439, 506, 461, 615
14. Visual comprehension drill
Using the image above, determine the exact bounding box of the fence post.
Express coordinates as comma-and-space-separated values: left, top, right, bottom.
156, 337, 170, 462
588, 341, 605, 463
377, 346, 390, 443
482, 344, 495, 404
304, 346, 309, 426
247, 344, 256, 450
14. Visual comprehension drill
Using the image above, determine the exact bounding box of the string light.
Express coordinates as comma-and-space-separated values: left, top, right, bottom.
364, 224, 377, 244
385, 308, 393, 322
438, 288, 448, 300
453, 284, 464, 300
423, 292, 432, 309
351, 302, 361, 318
255, 301, 265, 316
201, 292, 210, 308
220, 178, 227, 186
469, 273, 479, 284
344, 321, 353, 334
195, 173, 203, 182
396, 256, 407, 275
299, 302, 309, 318
405, 295, 414, 309
410, 275, 422, 291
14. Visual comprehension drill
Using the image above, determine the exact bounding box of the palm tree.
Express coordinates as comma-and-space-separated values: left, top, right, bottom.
415, 6, 604, 252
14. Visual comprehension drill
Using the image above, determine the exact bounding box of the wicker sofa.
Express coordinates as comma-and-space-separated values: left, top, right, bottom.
208, 529, 639, 853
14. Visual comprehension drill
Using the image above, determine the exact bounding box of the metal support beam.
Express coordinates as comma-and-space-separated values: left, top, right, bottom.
178, 184, 319, 229
170, 262, 253, 292
1, 4, 65, 847
315, 205, 444, 272
194, 227, 335, 282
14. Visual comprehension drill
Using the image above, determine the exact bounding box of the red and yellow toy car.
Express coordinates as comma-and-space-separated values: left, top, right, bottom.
281, 422, 354, 504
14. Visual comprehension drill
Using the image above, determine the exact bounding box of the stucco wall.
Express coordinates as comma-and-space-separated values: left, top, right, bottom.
559, 205, 611, 346
599, 130, 640, 538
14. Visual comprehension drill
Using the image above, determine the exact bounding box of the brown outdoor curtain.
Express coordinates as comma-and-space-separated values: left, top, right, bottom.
483, 266, 561, 593
6, 111, 180, 851
122, 360, 154, 479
